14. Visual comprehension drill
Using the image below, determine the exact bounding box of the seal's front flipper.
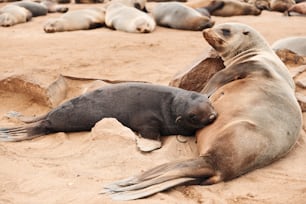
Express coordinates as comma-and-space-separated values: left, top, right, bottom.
135, 135, 161, 152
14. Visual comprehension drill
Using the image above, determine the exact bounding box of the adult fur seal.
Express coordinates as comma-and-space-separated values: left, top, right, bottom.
108, 0, 149, 12
44, 7, 106, 33
270, 0, 295, 12
0, 4, 32, 27
152, 2, 214, 31
0, 82, 217, 145
204, 0, 262, 16
13, 0, 68, 16
105, 1, 155, 33
104, 23, 302, 200
286, 2, 306, 15
272, 36, 306, 56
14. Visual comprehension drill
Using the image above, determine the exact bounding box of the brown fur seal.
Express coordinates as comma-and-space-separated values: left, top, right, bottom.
243, 0, 271, 10
0, 4, 32, 27
12, 1, 48, 16
108, 0, 149, 12
184, 0, 213, 8
105, 1, 155, 33
270, 0, 295, 12
13, 0, 68, 16
40, 0, 69, 13
272, 36, 306, 56
286, 2, 306, 15
0, 82, 217, 146
104, 23, 302, 200
204, 0, 262, 16
75, 0, 104, 3
152, 2, 214, 31
44, 7, 105, 33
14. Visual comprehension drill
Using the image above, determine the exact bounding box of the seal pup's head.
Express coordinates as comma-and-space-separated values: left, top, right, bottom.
174, 92, 217, 129
133, 16, 156, 33
43, 18, 66, 33
0, 5, 32, 27
0, 13, 17, 27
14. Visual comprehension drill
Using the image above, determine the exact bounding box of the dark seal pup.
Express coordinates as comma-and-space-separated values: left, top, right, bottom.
0, 83, 217, 145
104, 23, 302, 200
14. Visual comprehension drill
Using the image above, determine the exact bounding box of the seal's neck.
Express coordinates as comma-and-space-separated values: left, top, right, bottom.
222, 48, 259, 67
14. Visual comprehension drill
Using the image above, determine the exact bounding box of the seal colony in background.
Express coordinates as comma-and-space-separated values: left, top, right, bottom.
103, 23, 302, 200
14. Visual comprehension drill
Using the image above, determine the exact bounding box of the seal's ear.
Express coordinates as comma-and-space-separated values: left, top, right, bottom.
175, 116, 182, 124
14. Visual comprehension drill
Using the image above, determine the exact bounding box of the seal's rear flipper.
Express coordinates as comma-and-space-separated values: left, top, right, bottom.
104, 157, 218, 200
0, 122, 47, 142
5, 111, 46, 124
109, 178, 198, 201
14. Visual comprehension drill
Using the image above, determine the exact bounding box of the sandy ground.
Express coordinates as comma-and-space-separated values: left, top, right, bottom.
0, 2, 306, 204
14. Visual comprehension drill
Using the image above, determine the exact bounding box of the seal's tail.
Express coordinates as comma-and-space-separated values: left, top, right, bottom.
103, 157, 219, 201
0, 122, 46, 142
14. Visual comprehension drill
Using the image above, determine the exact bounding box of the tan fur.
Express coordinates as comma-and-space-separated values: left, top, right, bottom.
198, 23, 301, 180
185, 0, 213, 8
0, 4, 32, 27
287, 2, 306, 15
104, 23, 302, 201
105, 2, 155, 33
108, 0, 147, 11
43, 7, 105, 33
272, 36, 306, 57
206, 0, 262, 16
152, 2, 214, 31
270, 0, 295, 12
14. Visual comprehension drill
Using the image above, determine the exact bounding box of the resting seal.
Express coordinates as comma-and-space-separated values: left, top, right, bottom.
13, 0, 68, 16
105, 1, 155, 33
204, 0, 262, 16
270, 0, 295, 12
286, 2, 306, 15
152, 2, 214, 31
0, 4, 32, 27
12, 1, 48, 16
104, 23, 302, 200
0, 83, 217, 148
44, 7, 106, 33
272, 36, 306, 56
108, 0, 149, 12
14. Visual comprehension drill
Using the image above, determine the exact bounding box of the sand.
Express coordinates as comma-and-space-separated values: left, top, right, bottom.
0, 2, 306, 204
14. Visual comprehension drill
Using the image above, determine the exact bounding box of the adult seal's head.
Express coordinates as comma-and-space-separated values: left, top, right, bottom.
203, 23, 270, 61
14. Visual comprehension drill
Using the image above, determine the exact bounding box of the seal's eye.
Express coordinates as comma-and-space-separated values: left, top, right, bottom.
221, 28, 231, 37
243, 31, 249, 35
